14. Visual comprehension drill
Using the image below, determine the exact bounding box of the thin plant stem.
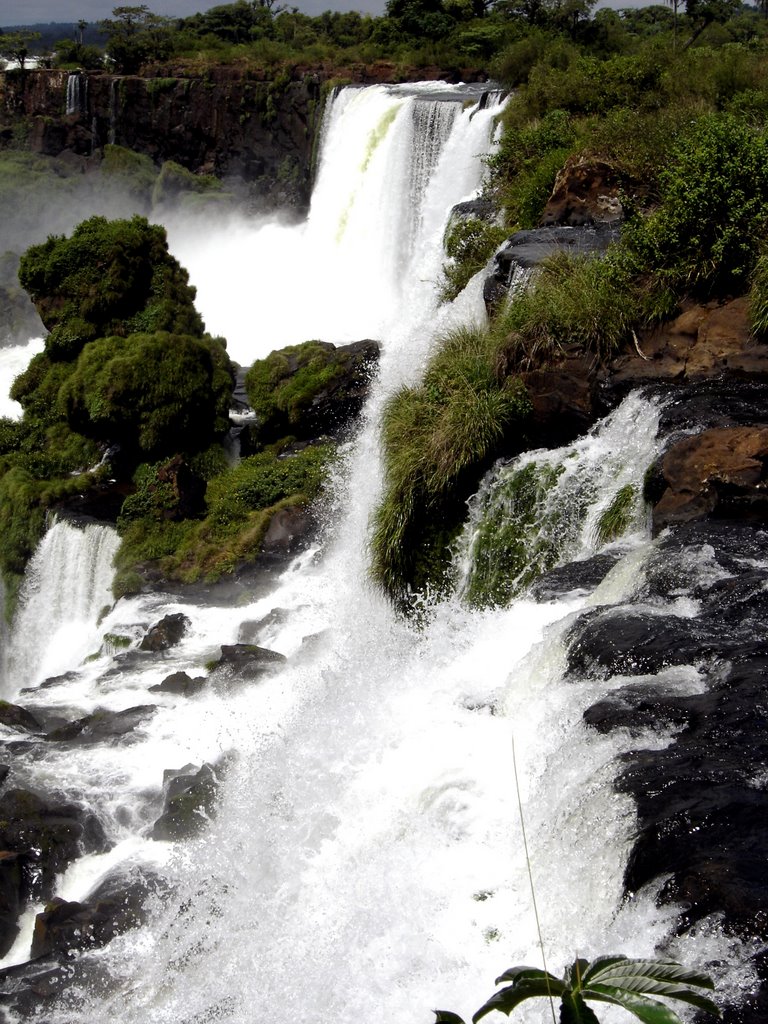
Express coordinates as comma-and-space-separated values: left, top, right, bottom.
511, 732, 557, 1024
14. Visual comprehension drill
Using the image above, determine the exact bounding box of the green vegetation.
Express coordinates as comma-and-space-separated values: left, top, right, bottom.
438, 956, 719, 1024
0, 216, 238, 607
113, 442, 334, 593
594, 483, 636, 545
371, 326, 530, 610
441, 217, 508, 302
245, 341, 345, 441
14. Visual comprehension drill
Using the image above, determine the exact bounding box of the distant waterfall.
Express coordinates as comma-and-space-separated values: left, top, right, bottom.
6, 519, 119, 689
66, 72, 88, 116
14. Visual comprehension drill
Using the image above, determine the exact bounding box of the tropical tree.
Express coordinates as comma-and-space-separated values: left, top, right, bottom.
99, 5, 173, 73
0, 30, 41, 71
436, 956, 720, 1024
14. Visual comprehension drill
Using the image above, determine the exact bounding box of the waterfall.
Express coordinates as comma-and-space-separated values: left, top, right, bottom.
6, 519, 119, 689
108, 79, 118, 145
66, 72, 88, 116
1, 84, 757, 1021
456, 391, 663, 607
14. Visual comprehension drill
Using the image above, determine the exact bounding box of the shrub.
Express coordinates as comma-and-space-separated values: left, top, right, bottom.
371, 326, 531, 609
18, 215, 205, 358
441, 217, 508, 302
59, 331, 233, 457
622, 114, 768, 298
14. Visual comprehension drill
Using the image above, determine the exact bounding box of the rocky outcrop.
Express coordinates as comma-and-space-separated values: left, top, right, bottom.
651, 426, 768, 534
209, 643, 287, 686
0, 788, 108, 954
483, 225, 619, 317
46, 705, 157, 743
149, 671, 206, 696
0, 68, 323, 209
151, 763, 218, 841
140, 613, 190, 652
540, 156, 625, 227
0, 701, 42, 734
607, 297, 768, 395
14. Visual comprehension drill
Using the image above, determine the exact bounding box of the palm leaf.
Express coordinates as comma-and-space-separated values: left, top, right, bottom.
586, 982, 720, 1018
473, 978, 563, 1022
584, 958, 715, 991
584, 987, 684, 1024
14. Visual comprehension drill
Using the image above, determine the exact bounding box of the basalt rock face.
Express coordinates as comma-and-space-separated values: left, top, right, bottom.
0, 69, 323, 210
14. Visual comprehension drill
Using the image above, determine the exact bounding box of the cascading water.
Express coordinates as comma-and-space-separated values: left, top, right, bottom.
66, 73, 88, 116
0, 83, 758, 1022
5, 519, 120, 690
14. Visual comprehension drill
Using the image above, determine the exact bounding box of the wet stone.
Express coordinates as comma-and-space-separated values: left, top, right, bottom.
139, 612, 191, 652
151, 763, 219, 841
46, 705, 157, 744
209, 644, 287, 686
0, 702, 42, 734
530, 553, 618, 602
149, 671, 206, 696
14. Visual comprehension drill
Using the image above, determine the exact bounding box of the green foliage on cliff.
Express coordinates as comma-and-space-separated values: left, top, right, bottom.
114, 442, 334, 593
441, 217, 508, 302
60, 331, 233, 457
245, 341, 345, 440
18, 215, 204, 359
371, 326, 531, 609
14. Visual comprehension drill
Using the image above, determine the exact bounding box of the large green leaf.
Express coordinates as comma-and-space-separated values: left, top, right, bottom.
434, 1012, 467, 1024
565, 959, 591, 991
584, 987, 684, 1024
587, 982, 721, 1018
584, 958, 715, 991
559, 991, 600, 1024
473, 978, 562, 1022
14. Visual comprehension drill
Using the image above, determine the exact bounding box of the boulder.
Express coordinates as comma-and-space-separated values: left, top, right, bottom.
651, 426, 768, 534
530, 552, 618, 602
243, 339, 380, 445
607, 297, 768, 399
0, 790, 108, 921
139, 612, 191, 652
518, 356, 599, 449
237, 607, 289, 643
46, 705, 157, 743
151, 763, 218, 841
209, 644, 287, 687
540, 157, 625, 227
30, 865, 164, 959
148, 671, 206, 696
0, 701, 42, 734
0, 852, 24, 958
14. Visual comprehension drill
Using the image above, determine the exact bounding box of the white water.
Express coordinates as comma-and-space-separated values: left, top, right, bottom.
0, 84, 756, 1020
0, 336, 45, 419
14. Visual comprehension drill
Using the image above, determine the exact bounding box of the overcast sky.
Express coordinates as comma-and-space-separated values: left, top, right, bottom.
0, 0, 386, 25
0, 0, 657, 27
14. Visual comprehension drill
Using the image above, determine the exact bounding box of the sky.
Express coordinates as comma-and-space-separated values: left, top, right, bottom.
0, 0, 383, 25
0, 0, 655, 27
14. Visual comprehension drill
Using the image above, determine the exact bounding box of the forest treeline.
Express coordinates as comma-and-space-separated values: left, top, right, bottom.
1, 0, 767, 76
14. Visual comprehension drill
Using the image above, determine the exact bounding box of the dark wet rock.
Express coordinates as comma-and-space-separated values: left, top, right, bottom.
0, 766, 9, 786
651, 426, 768, 534
583, 683, 695, 735
209, 644, 286, 685
618, 655, 768, 939
0, 702, 42, 734
46, 705, 157, 743
260, 502, 315, 559
21, 671, 78, 694
30, 865, 164, 959
540, 156, 624, 227
237, 608, 289, 643
149, 671, 206, 696
151, 763, 219, 841
483, 225, 618, 316
655, 378, 768, 439
566, 610, 708, 679
0, 788, 108, 944
0, 853, 24, 958
518, 357, 599, 449
140, 612, 191, 652
246, 339, 380, 445
531, 553, 619, 601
